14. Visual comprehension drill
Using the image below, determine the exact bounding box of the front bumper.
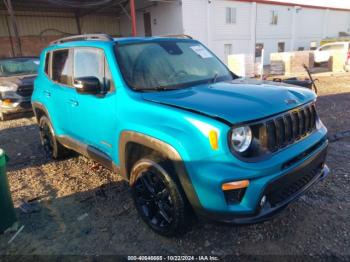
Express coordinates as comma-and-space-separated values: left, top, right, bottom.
219, 160, 329, 224
0, 101, 32, 114
185, 127, 329, 223
0, 91, 32, 115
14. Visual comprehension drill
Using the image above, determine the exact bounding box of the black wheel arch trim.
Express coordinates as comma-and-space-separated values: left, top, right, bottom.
118, 131, 203, 213
32, 101, 51, 123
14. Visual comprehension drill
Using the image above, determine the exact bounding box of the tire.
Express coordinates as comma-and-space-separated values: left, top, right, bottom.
39, 116, 71, 159
130, 156, 191, 237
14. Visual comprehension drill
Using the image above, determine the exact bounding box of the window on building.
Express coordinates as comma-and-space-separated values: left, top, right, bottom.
298, 47, 305, 51
226, 7, 236, 24
255, 43, 264, 58
224, 44, 233, 64
271, 10, 278, 25
52, 49, 71, 85
278, 42, 285, 52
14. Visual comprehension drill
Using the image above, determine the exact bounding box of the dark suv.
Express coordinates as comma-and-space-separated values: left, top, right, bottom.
0, 57, 39, 120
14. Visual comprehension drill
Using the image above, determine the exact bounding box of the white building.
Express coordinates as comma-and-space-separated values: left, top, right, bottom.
120, 0, 350, 64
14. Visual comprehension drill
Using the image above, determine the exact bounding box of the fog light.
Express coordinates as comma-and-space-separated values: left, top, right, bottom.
260, 195, 267, 207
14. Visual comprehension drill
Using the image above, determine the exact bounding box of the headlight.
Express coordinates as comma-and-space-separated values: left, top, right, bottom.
0, 83, 17, 92
230, 126, 252, 152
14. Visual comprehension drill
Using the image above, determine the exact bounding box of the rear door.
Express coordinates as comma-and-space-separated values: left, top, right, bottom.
68, 47, 117, 156
47, 49, 76, 135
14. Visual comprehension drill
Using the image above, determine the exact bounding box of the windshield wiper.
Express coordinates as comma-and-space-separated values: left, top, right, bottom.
133, 85, 178, 92
208, 73, 219, 87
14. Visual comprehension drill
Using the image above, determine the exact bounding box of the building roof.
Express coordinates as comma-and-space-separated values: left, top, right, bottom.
236, 0, 350, 12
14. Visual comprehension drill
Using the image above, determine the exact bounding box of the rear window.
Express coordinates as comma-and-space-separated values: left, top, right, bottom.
52, 49, 71, 85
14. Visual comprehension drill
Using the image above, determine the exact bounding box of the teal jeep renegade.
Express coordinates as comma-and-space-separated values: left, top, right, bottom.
32, 34, 329, 236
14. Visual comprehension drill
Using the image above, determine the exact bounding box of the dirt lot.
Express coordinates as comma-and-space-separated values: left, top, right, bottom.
0, 75, 349, 258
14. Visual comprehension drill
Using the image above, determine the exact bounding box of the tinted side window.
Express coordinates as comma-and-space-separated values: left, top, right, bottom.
104, 58, 115, 92
44, 52, 50, 76
52, 50, 71, 85
74, 48, 115, 93
74, 48, 104, 84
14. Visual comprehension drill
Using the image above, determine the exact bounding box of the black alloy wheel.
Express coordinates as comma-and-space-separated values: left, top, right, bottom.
41, 122, 54, 157
39, 116, 71, 159
135, 168, 174, 228
130, 158, 190, 236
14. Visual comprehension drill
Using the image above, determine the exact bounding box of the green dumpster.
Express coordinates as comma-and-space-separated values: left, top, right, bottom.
0, 148, 17, 233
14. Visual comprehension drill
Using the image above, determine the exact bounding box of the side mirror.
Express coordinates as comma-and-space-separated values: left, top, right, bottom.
73, 76, 101, 95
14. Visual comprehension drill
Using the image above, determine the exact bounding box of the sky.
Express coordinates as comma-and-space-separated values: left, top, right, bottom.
269, 0, 350, 9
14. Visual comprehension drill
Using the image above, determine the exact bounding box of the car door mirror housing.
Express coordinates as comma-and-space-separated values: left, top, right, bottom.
74, 77, 101, 95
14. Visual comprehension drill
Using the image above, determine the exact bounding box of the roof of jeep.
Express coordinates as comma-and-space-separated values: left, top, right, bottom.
114, 37, 198, 46
43, 36, 197, 55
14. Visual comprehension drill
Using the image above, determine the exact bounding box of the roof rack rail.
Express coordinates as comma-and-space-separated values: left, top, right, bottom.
50, 34, 114, 45
157, 34, 193, 39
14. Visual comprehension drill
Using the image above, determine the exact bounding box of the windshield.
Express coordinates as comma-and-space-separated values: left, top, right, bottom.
0, 58, 39, 77
115, 40, 234, 91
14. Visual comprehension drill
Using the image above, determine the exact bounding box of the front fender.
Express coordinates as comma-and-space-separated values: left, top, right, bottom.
118, 130, 203, 212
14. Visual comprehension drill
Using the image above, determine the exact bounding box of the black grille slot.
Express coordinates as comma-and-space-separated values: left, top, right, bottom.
292, 111, 300, 139
264, 104, 317, 153
285, 114, 293, 142
305, 106, 311, 131
16, 85, 33, 97
276, 118, 286, 147
266, 121, 277, 152
310, 104, 316, 129
299, 109, 306, 135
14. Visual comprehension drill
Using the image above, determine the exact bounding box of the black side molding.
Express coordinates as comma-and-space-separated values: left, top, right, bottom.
57, 135, 119, 173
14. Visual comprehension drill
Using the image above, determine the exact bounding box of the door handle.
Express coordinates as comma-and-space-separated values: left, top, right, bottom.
43, 90, 51, 97
69, 99, 79, 107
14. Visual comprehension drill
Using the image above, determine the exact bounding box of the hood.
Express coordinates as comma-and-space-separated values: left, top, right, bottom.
0, 74, 36, 87
142, 78, 316, 125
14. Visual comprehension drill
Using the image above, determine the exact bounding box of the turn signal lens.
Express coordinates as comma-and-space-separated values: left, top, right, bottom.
2, 99, 12, 106
222, 180, 249, 191
208, 130, 218, 150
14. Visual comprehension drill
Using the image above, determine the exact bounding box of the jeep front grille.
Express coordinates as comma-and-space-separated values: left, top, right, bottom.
264, 104, 317, 152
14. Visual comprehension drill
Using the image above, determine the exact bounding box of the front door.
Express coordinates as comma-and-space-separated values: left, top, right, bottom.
68, 47, 117, 156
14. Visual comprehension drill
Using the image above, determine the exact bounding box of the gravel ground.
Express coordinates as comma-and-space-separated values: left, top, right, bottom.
0, 75, 349, 258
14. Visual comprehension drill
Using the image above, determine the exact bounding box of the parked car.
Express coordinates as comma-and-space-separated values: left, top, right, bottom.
314, 41, 350, 67
32, 34, 330, 236
0, 56, 39, 120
